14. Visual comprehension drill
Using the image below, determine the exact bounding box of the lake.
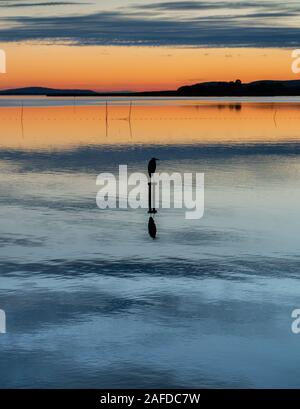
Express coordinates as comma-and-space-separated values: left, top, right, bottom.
0, 97, 300, 388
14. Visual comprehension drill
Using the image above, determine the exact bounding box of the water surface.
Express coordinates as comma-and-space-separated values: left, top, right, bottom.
0, 98, 300, 388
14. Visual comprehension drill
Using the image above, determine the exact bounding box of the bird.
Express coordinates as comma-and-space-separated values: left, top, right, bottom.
148, 216, 157, 239
148, 157, 159, 179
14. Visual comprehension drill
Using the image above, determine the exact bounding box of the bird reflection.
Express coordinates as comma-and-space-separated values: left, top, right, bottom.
148, 216, 157, 239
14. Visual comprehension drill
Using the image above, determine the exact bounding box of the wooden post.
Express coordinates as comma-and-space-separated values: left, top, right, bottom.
148, 180, 157, 214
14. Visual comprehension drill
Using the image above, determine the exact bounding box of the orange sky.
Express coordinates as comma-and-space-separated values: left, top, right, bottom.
0, 43, 298, 91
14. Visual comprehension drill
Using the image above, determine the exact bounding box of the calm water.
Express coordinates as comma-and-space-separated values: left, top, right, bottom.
0, 98, 300, 388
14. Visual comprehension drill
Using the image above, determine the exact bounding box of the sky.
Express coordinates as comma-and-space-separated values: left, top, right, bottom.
0, 0, 299, 90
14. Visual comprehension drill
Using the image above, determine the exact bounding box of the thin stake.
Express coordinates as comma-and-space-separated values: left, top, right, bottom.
273, 108, 278, 128
105, 100, 108, 137
129, 101, 132, 121
20, 101, 24, 138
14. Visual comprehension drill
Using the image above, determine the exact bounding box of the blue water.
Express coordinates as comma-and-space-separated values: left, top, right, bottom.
0, 100, 300, 388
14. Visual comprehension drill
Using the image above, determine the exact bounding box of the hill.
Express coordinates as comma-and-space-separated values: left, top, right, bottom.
1, 80, 300, 97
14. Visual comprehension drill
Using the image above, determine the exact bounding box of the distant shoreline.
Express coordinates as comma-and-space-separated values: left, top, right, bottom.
1, 79, 300, 97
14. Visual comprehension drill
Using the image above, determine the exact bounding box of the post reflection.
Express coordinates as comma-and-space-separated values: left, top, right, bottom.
148, 216, 157, 239
147, 158, 158, 239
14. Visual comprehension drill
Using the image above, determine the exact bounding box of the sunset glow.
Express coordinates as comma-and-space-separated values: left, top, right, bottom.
0, 44, 298, 91
1, 101, 299, 149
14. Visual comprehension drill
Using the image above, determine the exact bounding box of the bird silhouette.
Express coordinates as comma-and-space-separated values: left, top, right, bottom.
148, 216, 157, 239
148, 157, 159, 179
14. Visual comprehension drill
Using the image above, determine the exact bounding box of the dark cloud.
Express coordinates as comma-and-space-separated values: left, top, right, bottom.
134, 1, 300, 19
136, 1, 281, 11
0, 10, 299, 47
240, 11, 298, 18
0, 0, 86, 6
0, 0, 299, 47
